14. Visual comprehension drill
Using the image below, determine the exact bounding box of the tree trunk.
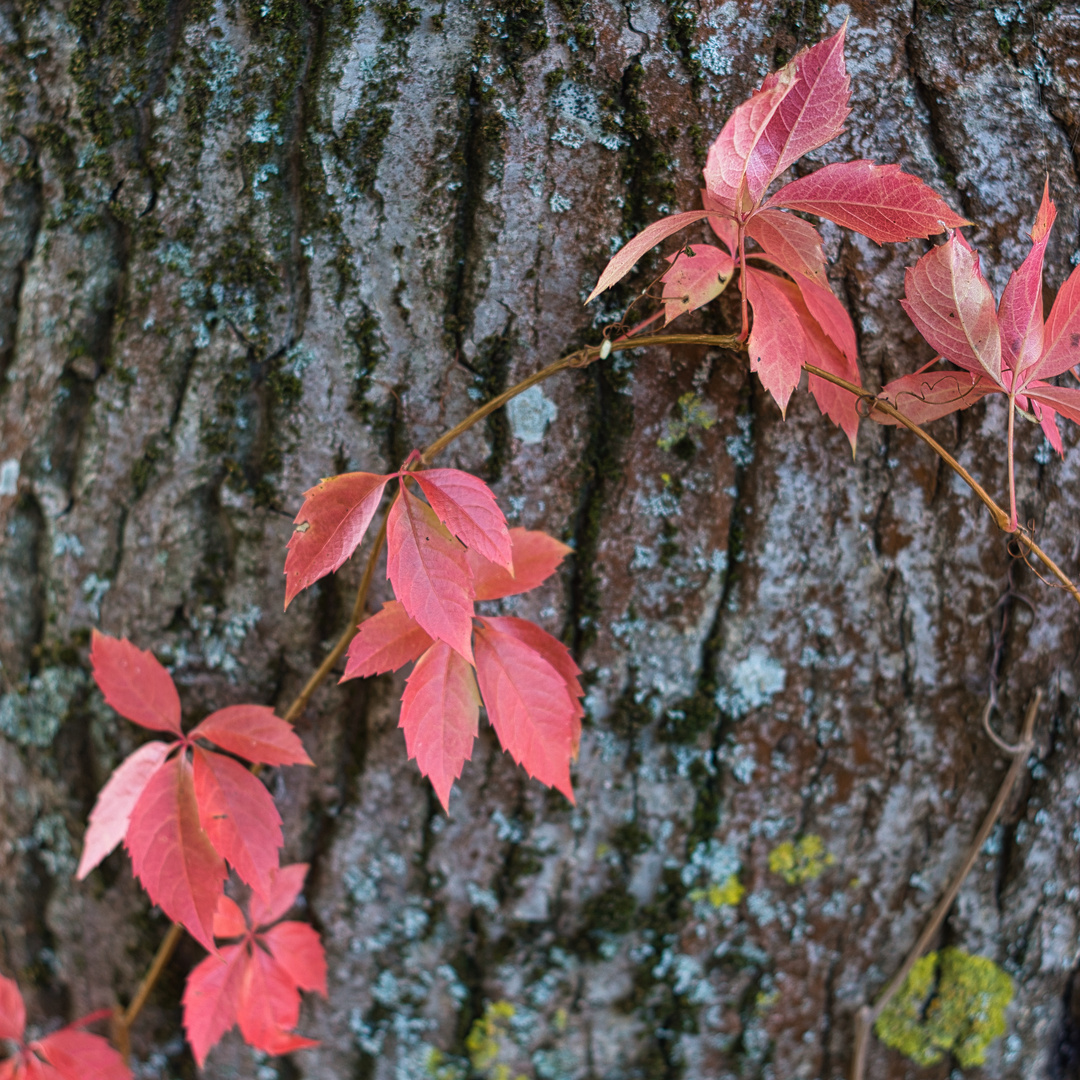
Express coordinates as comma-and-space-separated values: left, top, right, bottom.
2, 1, 1080, 1077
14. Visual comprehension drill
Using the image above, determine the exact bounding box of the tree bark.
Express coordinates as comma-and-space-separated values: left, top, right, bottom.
2, 1, 1080, 1077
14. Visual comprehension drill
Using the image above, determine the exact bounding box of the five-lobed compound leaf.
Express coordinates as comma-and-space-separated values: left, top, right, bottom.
768, 160, 969, 244
412, 469, 513, 570
284, 471, 390, 609
341, 600, 434, 680
90, 630, 182, 735
387, 485, 476, 661
125, 754, 227, 953
470, 527, 571, 600
473, 622, 577, 802
744, 267, 811, 415
399, 641, 481, 812
189, 706, 312, 768
660, 245, 735, 324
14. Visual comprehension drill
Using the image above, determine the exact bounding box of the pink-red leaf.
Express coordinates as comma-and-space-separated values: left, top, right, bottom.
412, 470, 512, 569
262, 922, 327, 996
1033, 398, 1064, 455
33, 1029, 132, 1080
90, 631, 182, 735
872, 369, 1000, 426
702, 190, 739, 254
586, 210, 721, 304
1032, 263, 1080, 382
473, 624, 576, 802
0, 973, 25, 1041
754, 24, 850, 194
250, 863, 309, 929
901, 232, 1003, 382
341, 601, 434, 681
999, 179, 1055, 376
746, 208, 828, 287
125, 754, 226, 953
387, 486, 475, 662
744, 266, 810, 415
189, 705, 312, 767
479, 617, 584, 757
76, 740, 172, 879
769, 161, 968, 243
1027, 384, 1080, 426
284, 472, 390, 609
470, 528, 571, 601
192, 747, 282, 899
213, 895, 248, 939
237, 948, 303, 1048
182, 944, 246, 1067
399, 641, 480, 812
660, 245, 735, 325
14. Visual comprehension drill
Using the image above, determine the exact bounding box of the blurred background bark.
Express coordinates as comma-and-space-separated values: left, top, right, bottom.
2, 0, 1080, 1077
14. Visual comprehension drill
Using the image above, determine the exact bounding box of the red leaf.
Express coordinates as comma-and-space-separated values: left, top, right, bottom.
585, 210, 722, 303
192, 747, 282, 899
76, 740, 172, 879
660, 245, 735, 324
284, 471, 390, 609
470, 528, 571, 601
746, 208, 828, 287
754, 24, 850, 196
478, 617, 584, 756
769, 161, 968, 243
341, 601, 434, 680
473, 623, 576, 802
1027, 383, 1080, 426
387, 485, 475, 662
999, 179, 1055, 376
1032, 260, 1080, 382
250, 863, 309, 929
182, 945, 246, 1067
262, 922, 327, 996
704, 79, 794, 211
190, 705, 312, 767
701, 190, 739, 254
125, 754, 226, 953
399, 642, 480, 812
33, 1029, 132, 1080
744, 266, 810, 414
213, 895, 249, 939
1033, 397, 1064, 455
90, 631, 182, 735
872, 369, 1000, 426
0, 973, 25, 1041
901, 232, 1002, 382
237, 948, 305, 1051
412, 469, 512, 569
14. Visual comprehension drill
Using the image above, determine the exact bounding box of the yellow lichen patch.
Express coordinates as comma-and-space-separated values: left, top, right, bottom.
874, 947, 1014, 1067
768, 835, 835, 885
690, 873, 745, 909
657, 391, 717, 451
463, 1001, 526, 1080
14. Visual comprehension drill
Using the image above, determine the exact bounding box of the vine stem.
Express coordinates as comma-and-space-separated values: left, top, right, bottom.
849, 690, 1041, 1080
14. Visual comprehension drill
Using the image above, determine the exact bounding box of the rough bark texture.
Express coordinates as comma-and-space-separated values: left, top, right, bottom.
2, 1, 1080, 1077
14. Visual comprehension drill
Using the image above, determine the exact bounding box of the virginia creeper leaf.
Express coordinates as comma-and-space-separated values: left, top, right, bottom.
237, 948, 306, 1050
900, 232, 1002, 382
473, 623, 576, 802
746, 208, 828, 287
213, 896, 249, 939
754, 24, 850, 195
701, 190, 739, 254
189, 705, 312, 767
76, 739, 172, 879
399, 641, 480, 812
249, 862, 310, 929
1033, 262, 1080, 382
125, 754, 226, 953
90, 630, 182, 735
341, 600, 433, 680
660, 245, 735, 324
262, 923, 328, 996
470, 528, 571, 600
192, 747, 283, 899
769, 161, 968, 243
872, 369, 1000, 425
182, 945, 246, 1067
412, 469, 513, 569
998, 179, 1055, 375
0, 974, 25, 1041
387, 486, 475, 662
1026, 384, 1080, 426
744, 266, 811, 414
34, 1030, 132, 1080
284, 471, 390, 609
586, 210, 722, 303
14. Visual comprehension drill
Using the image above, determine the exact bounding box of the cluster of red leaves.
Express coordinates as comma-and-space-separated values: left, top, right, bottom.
285, 456, 583, 809
182, 864, 326, 1066
587, 23, 966, 447
875, 181, 1080, 528
0, 975, 129, 1080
